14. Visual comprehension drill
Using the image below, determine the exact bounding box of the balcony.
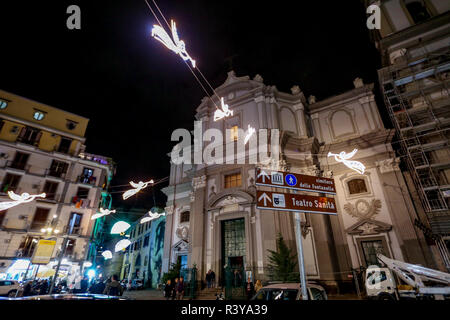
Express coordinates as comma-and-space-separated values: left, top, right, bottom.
45, 168, 67, 180
2, 160, 30, 172
77, 175, 97, 186
71, 197, 91, 208
63, 225, 84, 236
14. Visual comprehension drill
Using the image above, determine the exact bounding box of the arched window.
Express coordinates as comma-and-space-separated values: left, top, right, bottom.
180, 211, 190, 223
405, 1, 431, 24
348, 179, 368, 195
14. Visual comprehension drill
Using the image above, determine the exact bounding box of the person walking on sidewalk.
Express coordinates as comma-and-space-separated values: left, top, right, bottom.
176, 277, 185, 300
164, 279, 173, 300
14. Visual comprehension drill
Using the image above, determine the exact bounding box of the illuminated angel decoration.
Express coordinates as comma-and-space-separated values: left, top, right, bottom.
140, 210, 165, 224
0, 191, 46, 211
151, 20, 196, 68
328, 149, 365, 174
244, 124, 256, 145
122, 180, 154, 200
214, 97, 234, 121
102, 250, 113, 260
91, 208, 116, 220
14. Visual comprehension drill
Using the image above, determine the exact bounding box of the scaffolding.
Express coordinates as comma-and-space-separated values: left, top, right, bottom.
379, 47, 450, 227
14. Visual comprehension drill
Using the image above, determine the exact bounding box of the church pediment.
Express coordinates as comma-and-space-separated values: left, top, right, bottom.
346, 218, 392, 235
208, 190, 254, 209
172, 239, 189, 252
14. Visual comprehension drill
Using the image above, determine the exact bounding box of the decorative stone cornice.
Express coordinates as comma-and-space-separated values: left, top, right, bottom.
165, 205, 174, 215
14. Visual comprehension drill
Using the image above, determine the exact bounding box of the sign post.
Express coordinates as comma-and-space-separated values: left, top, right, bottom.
294, 212, 308, 300
255, 168, 337, 301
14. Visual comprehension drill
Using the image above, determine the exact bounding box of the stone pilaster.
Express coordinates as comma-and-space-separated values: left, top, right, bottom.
189, 175, 207, 275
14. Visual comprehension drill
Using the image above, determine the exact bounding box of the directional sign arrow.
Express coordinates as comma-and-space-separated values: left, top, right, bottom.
257, 170, 270, 183
258, 192, 272, 206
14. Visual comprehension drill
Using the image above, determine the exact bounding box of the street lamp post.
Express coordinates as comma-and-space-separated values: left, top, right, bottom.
48, 235, 69, 294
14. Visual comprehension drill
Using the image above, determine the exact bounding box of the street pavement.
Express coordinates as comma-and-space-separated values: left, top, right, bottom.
122, 288, 166, 300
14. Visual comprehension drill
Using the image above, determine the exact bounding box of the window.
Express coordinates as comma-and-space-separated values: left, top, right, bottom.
268, 289, 298, 301
43, 181, 59, 200
180, 211, 190, 223
143, 235, 149, 247
309, 287, 326, 300
57, 137, 72, 154
348, 179, 367, 195
11, 152, 29, 170
0, 119, 4, 133
67, 212, 83, 234
65, 239, 76, 256
76, 187, 90, 199
0, 210, 6, 227
79, 167, 96, 185
30, 208, 50, 231
48, 160, 68, 178
1, 173, 21, 193
405, 1, 431, 24
18, 236, 39, 257
66, 120, 78, 130
230, 125, 239, 141
361, 240, 385, 266
177, 255, 188, 270
17, 126, 42, 146
225, 173, 242, 188
33, 110, 45, 121
0, 99, 8, 109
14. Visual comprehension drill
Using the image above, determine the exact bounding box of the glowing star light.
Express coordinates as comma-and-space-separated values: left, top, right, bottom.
91, 208, 116, 220
102, 250, 113, 260
328, 149, 365, 174
140, 210, 165, 224
214, 97, 234, 121
244, 124, 256, 145
110, 221, 131, 234
0, 191, 46, 211
122, 180, 154, 200
151, 20, 196, 68
114, 239, 131, 252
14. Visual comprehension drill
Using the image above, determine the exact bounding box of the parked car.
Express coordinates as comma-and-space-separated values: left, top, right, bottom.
0, 280, 20, 297
130, 279, 144, 290
1, 293, 131, 300
251, 283, 328, 301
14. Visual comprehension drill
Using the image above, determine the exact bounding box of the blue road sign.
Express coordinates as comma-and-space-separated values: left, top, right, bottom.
285, 174, 297, 187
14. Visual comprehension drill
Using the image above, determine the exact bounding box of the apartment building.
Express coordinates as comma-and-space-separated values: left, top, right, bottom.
0, 89, 115, 281
367, 0, 450, 270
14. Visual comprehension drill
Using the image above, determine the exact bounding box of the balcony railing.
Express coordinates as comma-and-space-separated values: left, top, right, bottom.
45, 168, 67, 180
77, 175, 97, 186
63, 225, 84, 236
3, 160, 30, 172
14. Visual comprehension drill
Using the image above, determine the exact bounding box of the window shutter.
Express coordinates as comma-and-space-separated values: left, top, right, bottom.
35, 131, 43, 145
18, 126, 27, 138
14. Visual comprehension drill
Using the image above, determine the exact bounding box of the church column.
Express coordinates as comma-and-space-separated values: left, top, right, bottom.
293, 103, 308, 138
162, 205, 174, 273
189, 175, 207, 277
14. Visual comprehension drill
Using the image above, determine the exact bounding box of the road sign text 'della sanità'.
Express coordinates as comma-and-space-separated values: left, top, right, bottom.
256, 190, 337, 215
255, 168, 336, 194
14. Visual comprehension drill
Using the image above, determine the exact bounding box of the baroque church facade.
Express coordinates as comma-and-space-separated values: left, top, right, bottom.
161, 71, 435, 291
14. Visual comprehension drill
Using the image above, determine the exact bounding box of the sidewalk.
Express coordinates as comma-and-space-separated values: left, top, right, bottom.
122, 288, 166, 300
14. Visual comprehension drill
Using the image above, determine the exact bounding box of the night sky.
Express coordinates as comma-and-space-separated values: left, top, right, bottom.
0, 0, 381, 211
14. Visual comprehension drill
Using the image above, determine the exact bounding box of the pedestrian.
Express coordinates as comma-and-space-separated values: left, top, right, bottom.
127, 280, 132, 291
233, 270, 242, 287
22, 280, 32, 297
89, 278, 106, 294
164, 279, 173, 300
172, 278, 178, 300
210, 270, 216, 288
39, 279, 48, 295
255, 279, 263, 293
176, 277, 185, 300
103, 275, 124, 296
206, 270, 211, 288
80, 276, 89, 293
245, 277, 254, 300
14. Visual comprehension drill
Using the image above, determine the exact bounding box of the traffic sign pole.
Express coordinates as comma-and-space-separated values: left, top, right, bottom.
294, 212, 308, 300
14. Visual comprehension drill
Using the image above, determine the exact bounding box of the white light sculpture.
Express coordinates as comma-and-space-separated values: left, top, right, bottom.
328, 149, 365, 174
83, 261, 92, 268
140, 210, 165, 224
110, 221, 131, 234
213, 97, 234, 121
151, 20, 196, 68
114, 239, 131, 252
102, 251, 113, 260
244, 124, 256, 145
122, 180, 154, 200
0, 191, 46, 211
91, 208, 116, 220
